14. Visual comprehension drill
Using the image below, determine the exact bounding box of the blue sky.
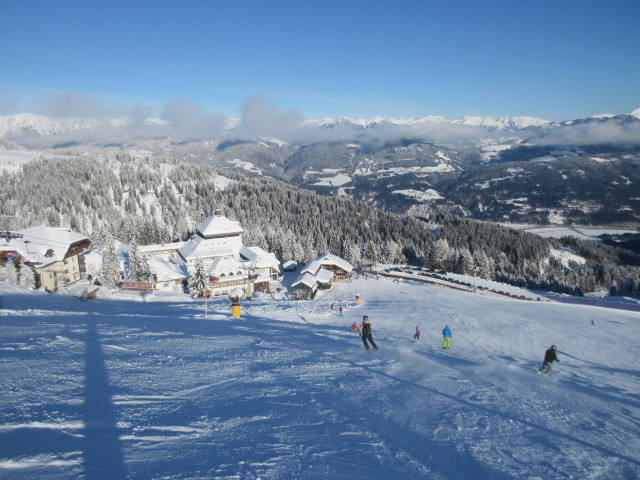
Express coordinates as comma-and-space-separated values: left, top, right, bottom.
1, 0, 639, 121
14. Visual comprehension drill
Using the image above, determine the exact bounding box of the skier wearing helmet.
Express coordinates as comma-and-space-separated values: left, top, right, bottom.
538, 345, 560, 374
358, 316, 378, 350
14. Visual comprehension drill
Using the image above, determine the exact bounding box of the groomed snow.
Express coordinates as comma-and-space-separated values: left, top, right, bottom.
1, 276, 639, 479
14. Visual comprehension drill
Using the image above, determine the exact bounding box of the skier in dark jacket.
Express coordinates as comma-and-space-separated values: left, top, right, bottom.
538, 345, 560, 373
359, 316, 378, 350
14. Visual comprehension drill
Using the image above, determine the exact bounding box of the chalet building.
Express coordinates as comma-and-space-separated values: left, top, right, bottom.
0, 226, 90, 291
147, 257, 185, 293
290, 272, 318, 300
291, 253, 353, 300
178, 210, 244, 267
175, 209, 281, 296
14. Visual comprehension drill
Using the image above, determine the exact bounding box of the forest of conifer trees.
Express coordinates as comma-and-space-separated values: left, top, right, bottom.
0, 154, 638, 297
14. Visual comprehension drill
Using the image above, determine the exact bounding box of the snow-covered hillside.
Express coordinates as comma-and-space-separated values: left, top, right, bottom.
1, 275, 639, 479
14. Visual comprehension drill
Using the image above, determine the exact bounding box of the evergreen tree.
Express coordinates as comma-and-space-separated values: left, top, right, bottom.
363, 241, 379, 265
4, 263, 18, 285
424, 239, 437, 271
300, 234, 316, 264
382, 240, 403, 265
188, 260, 209, 298
100, 234, 122, 289
18, 265, 36, 289
128, 241, 149, 280
328, 230, 341, 256
434, 238, 452, 273
340, 236, 357, 263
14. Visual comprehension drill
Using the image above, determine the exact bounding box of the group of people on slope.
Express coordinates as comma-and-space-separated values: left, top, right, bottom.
350, 318, 452, 351
349, 317, 560, 373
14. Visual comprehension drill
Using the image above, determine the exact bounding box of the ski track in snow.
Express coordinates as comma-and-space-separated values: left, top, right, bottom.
1, 277, 639, 479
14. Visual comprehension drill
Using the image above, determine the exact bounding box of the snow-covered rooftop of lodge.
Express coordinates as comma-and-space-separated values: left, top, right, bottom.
305, 253, 353, 274
177, 235, 239, 262
195, 211, 244, 238
0, 225, 89, 265
316, 268, 334, 284
147, 257, 186, 282
240, 245, 280, 271
291, 271, 318, 289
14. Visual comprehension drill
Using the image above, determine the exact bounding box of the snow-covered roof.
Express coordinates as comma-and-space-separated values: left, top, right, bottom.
282, 260, 297, 270
148, 258, 186, 282
139, 242, 183, 254
301, 254, 352, 276
240, 245, 281, 271
0, 225, 89, 266
314, 253, 353, 272
301, 260, 321, 275
195, 211, 244, 239
177, 235, 239, 262
292, 272, 318, 290
316, 268, 334, 284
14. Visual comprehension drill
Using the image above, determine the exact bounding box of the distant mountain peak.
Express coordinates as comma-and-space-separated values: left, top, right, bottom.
305, 114, 550, 131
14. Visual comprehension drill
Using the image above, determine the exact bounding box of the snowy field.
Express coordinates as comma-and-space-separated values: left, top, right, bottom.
1, 277, 639, 480
502, 224, 639, 241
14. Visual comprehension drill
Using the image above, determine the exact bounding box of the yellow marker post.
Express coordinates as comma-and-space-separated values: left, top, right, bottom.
229, 289, 242, 318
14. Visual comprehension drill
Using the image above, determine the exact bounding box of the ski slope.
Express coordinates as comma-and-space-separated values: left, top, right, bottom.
1, 276, 639, 479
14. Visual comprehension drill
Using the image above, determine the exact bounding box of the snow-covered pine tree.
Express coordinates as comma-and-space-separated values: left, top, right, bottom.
328, 230, 341, 256
363, 241, 379, 265
434, 238, 452, 273
382, 240, 403, 265
128, 241, 149, 280
4, 262, 18, 285
18, 265, 36, 289
188, 260, 209, 298
100, 234, 122, 289
300, 234, 317, 264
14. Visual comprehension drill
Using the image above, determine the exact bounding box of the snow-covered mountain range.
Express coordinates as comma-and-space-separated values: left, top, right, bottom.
0, 113, 132, 139
1, 108, 639, 227
304, 114, 552, 131
2, 108, 639, 141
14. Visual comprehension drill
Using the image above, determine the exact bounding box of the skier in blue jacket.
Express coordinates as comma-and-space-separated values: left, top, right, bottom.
442, 325, 452, 349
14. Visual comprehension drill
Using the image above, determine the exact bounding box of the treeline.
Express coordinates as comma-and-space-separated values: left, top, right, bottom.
1, 154, 638, 297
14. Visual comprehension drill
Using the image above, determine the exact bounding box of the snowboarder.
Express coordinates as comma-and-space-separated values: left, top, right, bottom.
350, 322, 358, 332
338, 306, 343, 316
414, 326, 420, 339
442, 325, 451, 349
359, 316, 378, 350
538, 345, 560, 374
